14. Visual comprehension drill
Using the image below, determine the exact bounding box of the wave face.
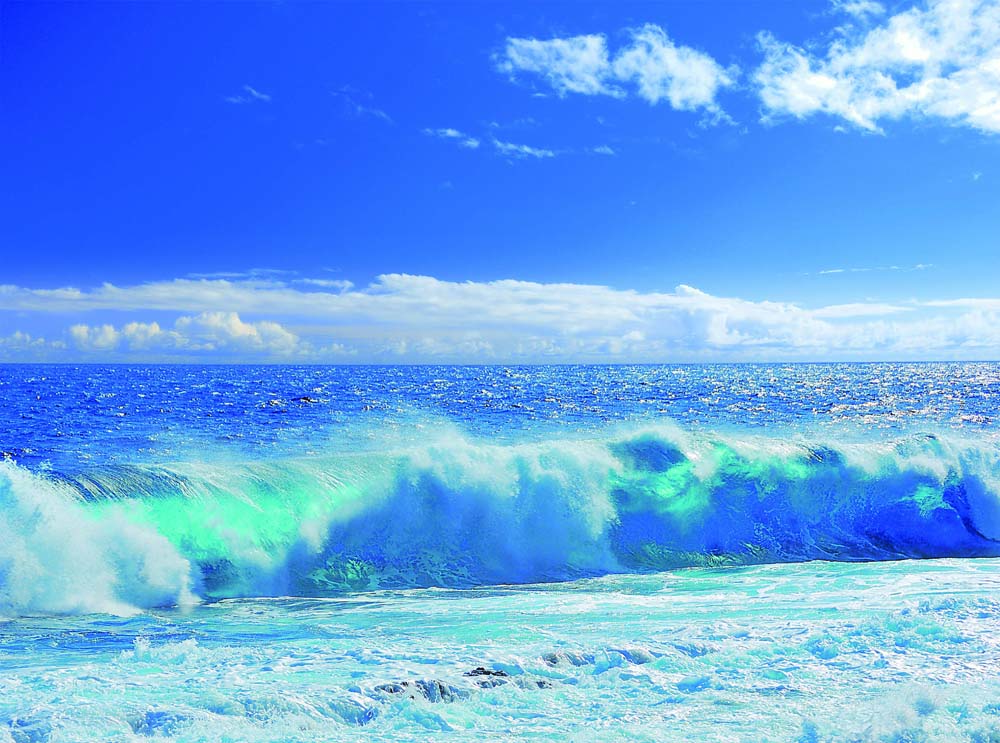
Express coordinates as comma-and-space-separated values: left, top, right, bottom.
4, 426, 1000, 615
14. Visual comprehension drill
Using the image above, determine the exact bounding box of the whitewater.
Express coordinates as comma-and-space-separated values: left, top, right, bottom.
4, 363, 1000, 741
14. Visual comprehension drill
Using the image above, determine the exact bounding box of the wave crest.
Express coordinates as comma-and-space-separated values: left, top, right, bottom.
4, 426, 1000, 615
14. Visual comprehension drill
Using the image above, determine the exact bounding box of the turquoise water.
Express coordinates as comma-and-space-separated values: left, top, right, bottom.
6, 559, 1000, 742
3, 364, 1000, 741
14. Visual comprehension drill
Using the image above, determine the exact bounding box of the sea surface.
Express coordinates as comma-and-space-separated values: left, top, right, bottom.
3, 363, 1000, 742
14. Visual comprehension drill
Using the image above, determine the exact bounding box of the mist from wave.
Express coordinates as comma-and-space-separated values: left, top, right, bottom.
5, 423, 1000, 616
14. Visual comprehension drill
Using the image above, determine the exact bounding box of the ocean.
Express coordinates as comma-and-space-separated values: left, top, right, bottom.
3, 363, 1000, 742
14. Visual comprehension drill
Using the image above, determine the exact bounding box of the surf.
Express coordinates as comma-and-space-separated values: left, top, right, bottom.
4, 424, 1000, 616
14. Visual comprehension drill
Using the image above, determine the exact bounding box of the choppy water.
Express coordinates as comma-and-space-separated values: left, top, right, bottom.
3, 363, 1000, 741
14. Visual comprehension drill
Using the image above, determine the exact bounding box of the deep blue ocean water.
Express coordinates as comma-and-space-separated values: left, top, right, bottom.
4, 363, 1000, 741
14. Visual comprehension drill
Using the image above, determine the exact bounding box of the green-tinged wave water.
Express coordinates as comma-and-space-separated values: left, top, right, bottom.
4, 425, 1000, 616
7, 365, 1000, 741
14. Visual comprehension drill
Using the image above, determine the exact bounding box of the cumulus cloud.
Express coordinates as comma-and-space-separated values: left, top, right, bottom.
611, 25, 737, 112
0, 330, 63, 362
177, 312, 300, 354
499, 24, 736, 116
0, 331, 51, 350
5, 274, 1000, 361
69, 323, 120, 350
69, 312, 305, 358
501, 34, 619, 97
755, 0, 1000, 133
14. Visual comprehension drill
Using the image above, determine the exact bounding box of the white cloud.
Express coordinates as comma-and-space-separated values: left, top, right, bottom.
815, 263, 933, 275
332, 86, 392, 123
831, 0, 887, 19
69, 312, 305, 358
225, 85, 271, 104
811, 302, 911, 318
755, 0, 1000, 133
611, 25, 737, 112
923, 297, 1000, 309
353, 103, 392, 123
423, 128, 610, 161
188, 268, 293, 280
70, 323, 120, 350
176, 312, 300, 354
0, 330, 62, 361
492, 138, 557, 159
293, 278, 355, 291
487, 117, 539, 130
500, 34, 618, 97
422, 127, 481, 149
0, 331, 50, 350
7, 274, 1000, 361
499, 24, 736, 116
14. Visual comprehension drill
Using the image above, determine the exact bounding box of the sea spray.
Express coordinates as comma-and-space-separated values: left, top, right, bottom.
5, 425, 1000, 615
0, 461, 196, 616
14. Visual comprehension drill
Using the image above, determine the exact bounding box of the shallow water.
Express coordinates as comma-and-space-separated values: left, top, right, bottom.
3, 364, 1000, 741
5, 559, 1000, 742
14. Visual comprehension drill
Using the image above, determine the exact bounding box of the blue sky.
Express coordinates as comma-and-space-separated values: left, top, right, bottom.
2, 0, 999, 362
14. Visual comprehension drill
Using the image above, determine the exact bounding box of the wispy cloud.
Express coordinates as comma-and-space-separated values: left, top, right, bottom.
498, 24, 736, 118
492, 138, 556, 159
187, 268, 295, 280
814, 263, 933, 275
922, 297, 1000, 309
224, 85, 271, 104
422, 127, 481, 149
754, 0, 1000, 133
292, 278, 354, 291
487, 117, 539, 130
332, 86, 392, 123
6, 274, 1000, 361
830, 0, 886, 20
810, 302, 910, 318
423, 126, 609, 161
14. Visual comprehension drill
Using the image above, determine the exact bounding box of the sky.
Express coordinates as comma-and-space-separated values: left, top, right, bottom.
1, 0, 999, 363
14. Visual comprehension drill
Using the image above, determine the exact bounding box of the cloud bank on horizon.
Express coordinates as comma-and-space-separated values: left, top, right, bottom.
2, 0, 999, 364
3, 274, 1000, 362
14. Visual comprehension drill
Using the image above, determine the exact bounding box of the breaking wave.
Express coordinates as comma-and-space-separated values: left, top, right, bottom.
4, 424, 1000, 615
